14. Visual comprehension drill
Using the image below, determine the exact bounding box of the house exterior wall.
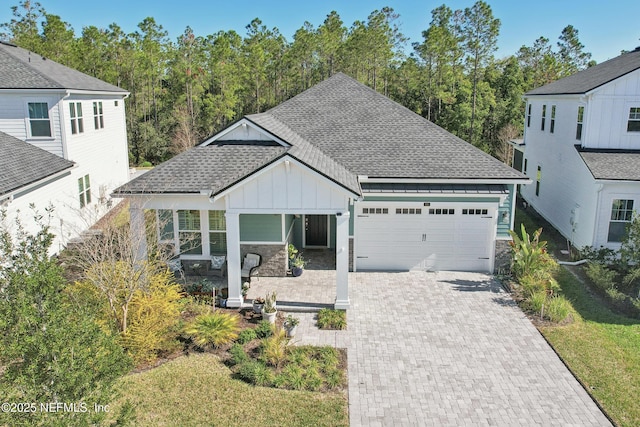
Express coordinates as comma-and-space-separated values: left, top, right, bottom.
0, 90, 129, 253
594, 181, 640, 250
582, 69, 640, 150
226, 159, 350, 213
239, 214, 282, 242
520, 96, 601, 248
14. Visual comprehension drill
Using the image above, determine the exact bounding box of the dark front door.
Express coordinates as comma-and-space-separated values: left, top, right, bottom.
305, 215, 328, 246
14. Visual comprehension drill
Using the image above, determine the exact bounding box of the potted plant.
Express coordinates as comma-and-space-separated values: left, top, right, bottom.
217, 287, 229, 308
261, 291, 277, 324
284, 314, 300, 337
291, 255, 306, 277
288, 243, 299, 269
242, 282, 250, 300
252, 296, 265, 314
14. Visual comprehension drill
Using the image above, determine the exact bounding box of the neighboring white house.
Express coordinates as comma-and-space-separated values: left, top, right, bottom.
520, 47, 640, 250
0, 41, 130, 253
114, 73, 528, 309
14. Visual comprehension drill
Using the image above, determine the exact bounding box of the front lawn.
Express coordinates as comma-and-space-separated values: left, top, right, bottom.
540, 268, 640, 427
108, 353, 348, 427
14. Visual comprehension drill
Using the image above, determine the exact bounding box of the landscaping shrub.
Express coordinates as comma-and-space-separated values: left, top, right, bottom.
236, 360, 273, 386
545, 296, 571, 323
526, 290, 547, 314
317, 308, 347, 330
509, 224, 557, 280
585, 262, 618, 293
255, 319, 274, 339
185, 312, 240, 349
229, 343, 249, 365
275, 364, 305, 390
120, 271, 183, 364
236, 328, 257, 344
260, 328, 288, 368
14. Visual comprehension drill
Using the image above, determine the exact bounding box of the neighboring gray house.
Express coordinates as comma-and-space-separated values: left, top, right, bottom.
0, 41, 130, 252
520, 47, 640, 250
115, 73, 528, 309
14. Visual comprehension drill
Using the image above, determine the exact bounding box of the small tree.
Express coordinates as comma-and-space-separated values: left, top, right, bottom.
0, 207, 131, 426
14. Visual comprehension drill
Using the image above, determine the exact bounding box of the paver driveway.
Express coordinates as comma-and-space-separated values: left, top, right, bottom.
346, 271, 611, 426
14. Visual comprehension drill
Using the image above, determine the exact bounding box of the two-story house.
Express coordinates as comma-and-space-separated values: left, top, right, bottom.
0, 41, 130, 253
520, 46, 640, 251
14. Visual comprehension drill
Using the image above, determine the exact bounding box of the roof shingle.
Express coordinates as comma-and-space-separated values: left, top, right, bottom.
578, 147, 640, 181
0, 131, 75, 196
526, 48, 640, 96
0, 41, 127, 93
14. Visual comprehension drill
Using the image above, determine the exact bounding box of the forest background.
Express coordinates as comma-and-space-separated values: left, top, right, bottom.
1, 1, 610, 166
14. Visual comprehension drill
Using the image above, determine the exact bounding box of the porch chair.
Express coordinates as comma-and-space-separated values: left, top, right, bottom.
209, 255, 227, 277
241, 253, 261, 283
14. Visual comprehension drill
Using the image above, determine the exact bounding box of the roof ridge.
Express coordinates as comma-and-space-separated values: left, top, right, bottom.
0, 43, 63, 88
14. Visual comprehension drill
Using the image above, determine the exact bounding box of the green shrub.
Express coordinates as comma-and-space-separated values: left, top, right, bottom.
509, 224, 557, 279
184, 312, 240, 349
237, 328, 257, 344
317, 308, 347, 330
275, 364, 305, 390
255, 320, 274, 339
526, 290, 547, 314
140, 161, 152, 167
606, 287, 627, 303
236, 361, 273, 386
545, 296, 572, 323
325, 367, 345, 389
317, 346, 340, 367
585, 262, 618, 293
229, 343, 249, 365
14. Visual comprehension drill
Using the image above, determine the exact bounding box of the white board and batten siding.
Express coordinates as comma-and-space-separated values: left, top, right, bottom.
226, 157, 351, 213
355, 201, 497, 272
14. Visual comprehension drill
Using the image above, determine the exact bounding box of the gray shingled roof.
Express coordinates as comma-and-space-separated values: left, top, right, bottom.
526, 48, 640, 96
115, 73, 526, 197
361, 183, 508, 194
116, 142, 287, 194
0, 131, 75, 197
0, 41, 126, 92
263, 73, 525, 180
578, 148, 640, 181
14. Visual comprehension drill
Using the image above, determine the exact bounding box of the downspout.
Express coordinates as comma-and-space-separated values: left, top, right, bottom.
591, 183, 605, 248
59, 90, 72, 160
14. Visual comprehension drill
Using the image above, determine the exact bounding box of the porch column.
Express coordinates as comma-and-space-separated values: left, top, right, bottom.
334, 211, 350, 309
225, 211, 242, 308
129, 198, 148, 261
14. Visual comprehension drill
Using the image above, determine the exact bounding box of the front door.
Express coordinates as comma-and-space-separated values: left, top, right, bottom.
305, 215, 328, 247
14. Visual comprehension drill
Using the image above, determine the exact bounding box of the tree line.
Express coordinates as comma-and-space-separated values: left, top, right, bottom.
1, 0, 596, 165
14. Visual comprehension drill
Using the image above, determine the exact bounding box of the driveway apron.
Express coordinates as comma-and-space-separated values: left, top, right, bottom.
347, 271, 611, 426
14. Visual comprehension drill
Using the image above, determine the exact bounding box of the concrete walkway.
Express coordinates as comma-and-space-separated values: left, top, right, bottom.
265, 270, 611, 426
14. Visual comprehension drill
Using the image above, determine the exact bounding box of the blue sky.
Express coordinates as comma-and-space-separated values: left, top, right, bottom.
2, 0, 639, 63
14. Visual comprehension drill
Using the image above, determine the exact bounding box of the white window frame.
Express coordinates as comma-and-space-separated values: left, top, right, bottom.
550, 105, 556, 134
208, 210, 227, 255
69, 102, 84, 134
25, 100, 53, 138
177, 210, 203, 255
93, 101, 104, 129
526, 103, 531, 128
78, 174, 91, 208
541, 105, 546, 131
608, 199, 634, 243
576, 106, 584, 140
627, 107, 640, 132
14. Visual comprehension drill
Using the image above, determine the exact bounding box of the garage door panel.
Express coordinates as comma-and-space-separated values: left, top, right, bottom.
356, 205, 495, 272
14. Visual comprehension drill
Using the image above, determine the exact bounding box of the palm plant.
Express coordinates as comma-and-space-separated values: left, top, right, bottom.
185, 312, 240, 349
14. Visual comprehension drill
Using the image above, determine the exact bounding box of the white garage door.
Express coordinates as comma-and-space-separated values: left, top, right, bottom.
356, 204, 496, 272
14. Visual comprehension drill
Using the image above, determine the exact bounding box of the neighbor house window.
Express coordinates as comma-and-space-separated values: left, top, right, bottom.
209, 211, 227, 254
93, 101, 104, 129
69, 102, 84, 134
27, 102, 52, 137
524, 158, 528, 174
576, 106, 584, 140
526, 104, 531, 127
541, 105, 546, 131
535, 166, 541, 196
628, 107, 640, 132
178, 210, 202, 255
550, 105, 556, 133
78, 175, 91, 208
608, 199, 634, 242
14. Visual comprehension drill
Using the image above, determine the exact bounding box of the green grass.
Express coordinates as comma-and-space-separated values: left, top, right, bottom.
108, 353, 348, 427
317, 309, 347, 330
540, 260, 640, 426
